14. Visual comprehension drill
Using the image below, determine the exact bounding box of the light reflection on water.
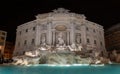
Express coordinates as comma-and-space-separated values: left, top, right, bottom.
0, 64, 120, 74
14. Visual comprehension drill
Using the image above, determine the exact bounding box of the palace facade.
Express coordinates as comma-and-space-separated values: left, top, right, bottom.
105, 23, 120, 50
0, 30, 7, 56
14, 8, 105, 55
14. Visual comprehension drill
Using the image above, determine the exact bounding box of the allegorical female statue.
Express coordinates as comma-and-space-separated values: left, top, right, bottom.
41, 34, 46, 46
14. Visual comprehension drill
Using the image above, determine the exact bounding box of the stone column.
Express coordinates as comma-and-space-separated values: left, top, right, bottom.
101, 30, 106, 51
67, 31, 70, 45
90, 31, 94, 48
52, 30, 55, 45
81, 25, 87, 46
96, 29, 100, 50
35, 25, 40, 46
70, 23, 75, 44
47, 22, 52, 45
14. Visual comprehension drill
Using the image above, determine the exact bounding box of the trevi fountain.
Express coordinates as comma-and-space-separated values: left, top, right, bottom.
1, 8, 120, 74
12, 8, 111, 66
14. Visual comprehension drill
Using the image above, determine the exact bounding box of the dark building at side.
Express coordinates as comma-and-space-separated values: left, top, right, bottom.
105, 24, 120, 51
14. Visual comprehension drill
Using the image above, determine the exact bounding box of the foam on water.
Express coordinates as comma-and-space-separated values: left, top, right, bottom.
26, 64, 90, 67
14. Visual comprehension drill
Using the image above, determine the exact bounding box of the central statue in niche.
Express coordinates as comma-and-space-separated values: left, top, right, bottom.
57, 32, 65, 47
56, 32, 67, 51
55, 25, 67, 47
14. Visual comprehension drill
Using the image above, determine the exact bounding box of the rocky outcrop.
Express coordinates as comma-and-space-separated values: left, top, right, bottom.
116, 54, 120, 63
46, 53, 75, 64
13, 56, 40, 65
12, 46, 110, 66
109, 50, 120, 63
13, 51, 110, 66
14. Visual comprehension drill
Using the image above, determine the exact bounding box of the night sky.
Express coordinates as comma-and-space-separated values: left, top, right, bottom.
0, 0, 120, 43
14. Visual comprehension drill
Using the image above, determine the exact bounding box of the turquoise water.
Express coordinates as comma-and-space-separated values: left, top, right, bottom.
0, 64, 120, 74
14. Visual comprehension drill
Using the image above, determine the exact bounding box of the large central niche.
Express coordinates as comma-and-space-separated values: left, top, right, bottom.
54, 25, 67, 46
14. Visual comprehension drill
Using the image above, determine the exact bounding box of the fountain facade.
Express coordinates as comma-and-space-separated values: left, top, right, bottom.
12, 8, 110, 65
14, 8, 105, 56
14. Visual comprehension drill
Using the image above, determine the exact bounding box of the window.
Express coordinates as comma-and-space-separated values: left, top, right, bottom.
1, 37, 5, 40
19, 31, 21, 35
93, 29, 96, 33
94, 40, 96, 44
2, 32, 5, 35
80, 38, 81, 43
24, 40, 27, 45
26, 29, 28, 32
87, 38, 90, 43
99, 31, 101, 35
33, 27, 36, 31
31, 39, 35, 44
100, 41, 102, 46
0, 42, 4, 45
23, 51, 25, 55
86, 27, 89, 31
18, 42, 20, 47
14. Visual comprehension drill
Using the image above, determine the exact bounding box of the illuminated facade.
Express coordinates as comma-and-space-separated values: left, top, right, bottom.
105, 23, 120, 50
4, 41, 14, 60
0, 30, 7, 56
14, 8, 105, 55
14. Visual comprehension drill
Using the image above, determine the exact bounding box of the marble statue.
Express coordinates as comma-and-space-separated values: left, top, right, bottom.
57, 32, 65, 47
76, 35, 81, 44
68, 43, 77, 51
41, 34, 46, 46
77, 45, 83, 51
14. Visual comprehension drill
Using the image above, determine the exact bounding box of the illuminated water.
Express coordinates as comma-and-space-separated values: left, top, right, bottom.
0, 64, 120, 74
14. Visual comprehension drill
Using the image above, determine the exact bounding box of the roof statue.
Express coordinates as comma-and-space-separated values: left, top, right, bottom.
52, 8, 70, 13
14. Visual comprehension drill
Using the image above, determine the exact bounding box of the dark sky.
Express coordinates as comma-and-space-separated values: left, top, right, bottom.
0, 0, 120, 43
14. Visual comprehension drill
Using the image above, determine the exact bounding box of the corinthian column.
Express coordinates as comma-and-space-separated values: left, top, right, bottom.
81, 25, 86, 46
67, 31, 70, 45
35, 25, 40, 46
52, 30, 55, 45
70, 23, 75, 44
47, 22, 52, 45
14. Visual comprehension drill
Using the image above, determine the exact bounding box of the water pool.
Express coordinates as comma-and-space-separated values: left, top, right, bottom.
0, 64, 120, 74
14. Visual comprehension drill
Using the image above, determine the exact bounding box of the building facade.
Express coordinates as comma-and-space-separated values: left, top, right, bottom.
0, 30, 7, 56
14, 8, 105, 55
4, 41, 14, 60
105, 23, 120, 50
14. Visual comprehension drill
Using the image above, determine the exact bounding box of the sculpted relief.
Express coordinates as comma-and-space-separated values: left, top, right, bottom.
75, 33, 81, 44
40, 33, 46, 46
